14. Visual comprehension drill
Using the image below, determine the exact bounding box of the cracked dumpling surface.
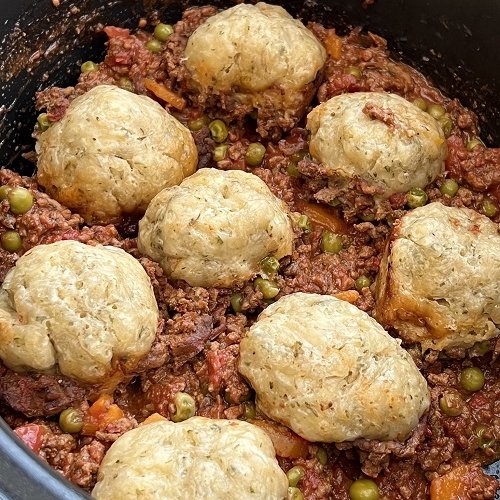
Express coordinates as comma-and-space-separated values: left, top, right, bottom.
137, 168, 293, 288
306, 92, 447, 197
92, 417, 288, 500
238, 293, 429, 442
185, 2, 326, 133
0, 240, 158, 383
374, 202, 500, 350
36, 85, 197, 223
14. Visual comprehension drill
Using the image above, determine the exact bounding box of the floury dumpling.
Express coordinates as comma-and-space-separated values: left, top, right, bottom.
307, 92, 447, 197
185, 2, 326, 135
138, 168, 294, 288
375, 202, 500, 350
0, 240, 158, 383
239, 292, 429, 443
92, 417, 288, 500
36, 85, 197, 223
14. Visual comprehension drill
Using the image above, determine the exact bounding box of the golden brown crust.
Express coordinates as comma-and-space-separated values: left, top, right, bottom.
374, 203, 500, 350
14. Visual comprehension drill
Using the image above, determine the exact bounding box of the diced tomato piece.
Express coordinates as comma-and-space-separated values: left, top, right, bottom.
14, 424, 46, 454
103, 26, 130, 39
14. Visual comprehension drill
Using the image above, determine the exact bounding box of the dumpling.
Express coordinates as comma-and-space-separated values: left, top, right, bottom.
238, 292, 429, 443
0, 240, 158, 383
137, 168, 293, 288
374, 202, 500, 350
306, 92, 447, 197
185, 2, 326, 135
92, 417, 288, 500
36, 85, 197, 223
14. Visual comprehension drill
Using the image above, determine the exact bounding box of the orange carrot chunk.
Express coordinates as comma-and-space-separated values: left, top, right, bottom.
82, 394, 124, 436
144, 78, 186, 110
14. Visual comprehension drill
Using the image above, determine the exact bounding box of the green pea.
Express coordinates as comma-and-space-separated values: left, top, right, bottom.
349, 479, 380, 500
242, 401, 256, 420
459, 367, 485, 392
440, 179, 459, 197
482, 199, 498, 218
412, 97, 427, 111
287, 161, 301, 177
438, 114, 453, 137
291, 151, 308, 163
171, 392, 196, 422
230, 292, 243, 313
466, 138, 484, 151
345, 66, 362, 78
427, 103, 446, 120
154, 23, 174, 42
245, 143, 266, 167
360, 213, 375, 222
261, 256, 280, 275
118, 77, 134, 93
37, 113, 50, 132
188, 116, 209, 131
475, 425, 496, 449
1, 231, 22, 253
254, 278, 280, 300
8, 187, 34, 215
329, 198, 341, 207
209, 119, 228, 143
287, 487, 304, 500
316, 447, 328, 466
213, 144, 229, 162
320, 231, 343, 255
146, 39, 163, 53
287, 466, 305, 487
470, 340, 490, 357
0, 185, 12, 200
438, 393, 463, 417
59, 407, 84, 433
80, 61, 99, 73
297, 214, 311, 233
406, 187, 428, 209
355, 275, 371, 291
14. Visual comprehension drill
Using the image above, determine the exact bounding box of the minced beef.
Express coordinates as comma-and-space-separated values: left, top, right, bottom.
0, 5, 499, 499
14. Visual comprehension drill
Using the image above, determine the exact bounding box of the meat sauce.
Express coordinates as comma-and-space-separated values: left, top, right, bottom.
0, 5, 499, 499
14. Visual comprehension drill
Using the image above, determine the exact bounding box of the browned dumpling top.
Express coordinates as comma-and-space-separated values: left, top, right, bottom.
375, 202, 500, 350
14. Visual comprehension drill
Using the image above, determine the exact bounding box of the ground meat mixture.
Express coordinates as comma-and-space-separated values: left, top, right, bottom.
0, 5, 499, 499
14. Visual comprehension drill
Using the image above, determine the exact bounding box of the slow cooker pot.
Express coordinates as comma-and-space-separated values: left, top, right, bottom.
0, 0, 499, 498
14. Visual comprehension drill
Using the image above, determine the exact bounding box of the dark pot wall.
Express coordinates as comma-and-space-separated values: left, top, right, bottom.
0, 1, 498, 498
